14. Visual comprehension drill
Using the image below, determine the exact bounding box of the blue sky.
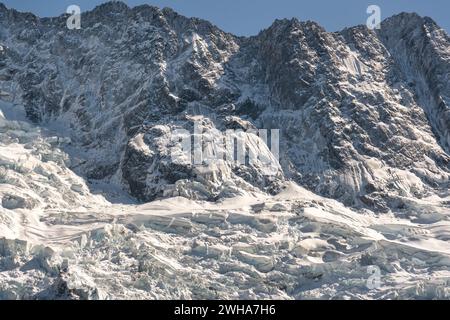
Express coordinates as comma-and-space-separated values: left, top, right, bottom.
2, 0, 449, 35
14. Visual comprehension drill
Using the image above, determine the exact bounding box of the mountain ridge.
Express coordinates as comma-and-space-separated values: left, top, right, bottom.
0, 1, 448, 209
1, 1, 450, 300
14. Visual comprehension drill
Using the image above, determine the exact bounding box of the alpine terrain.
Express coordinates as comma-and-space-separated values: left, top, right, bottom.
0, 1, 450, 299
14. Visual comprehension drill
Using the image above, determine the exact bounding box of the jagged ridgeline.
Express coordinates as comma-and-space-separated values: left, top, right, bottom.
0, 1, 449, 209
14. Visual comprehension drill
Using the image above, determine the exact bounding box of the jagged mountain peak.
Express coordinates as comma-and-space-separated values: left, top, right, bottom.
1, 3, 450, 300
379, 12, 449, 42
259, 17, 326, 37
0, 2, 448, 209
91, 0, 131, 14
381, 11, 425, 28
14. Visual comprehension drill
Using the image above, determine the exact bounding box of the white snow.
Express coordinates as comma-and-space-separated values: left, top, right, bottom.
2, 100, 450, 299
0, 8, 450, 300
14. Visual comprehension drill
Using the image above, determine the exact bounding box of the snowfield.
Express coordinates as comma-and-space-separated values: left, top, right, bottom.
1, 101, 450, 300
0, 2, 450, 300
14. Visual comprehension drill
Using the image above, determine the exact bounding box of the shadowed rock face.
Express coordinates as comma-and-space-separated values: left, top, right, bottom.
0, 3, 449, 207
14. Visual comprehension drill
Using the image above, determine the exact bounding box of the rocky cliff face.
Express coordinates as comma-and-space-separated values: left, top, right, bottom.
1, 1, 450, 301
0, 2, 449, 209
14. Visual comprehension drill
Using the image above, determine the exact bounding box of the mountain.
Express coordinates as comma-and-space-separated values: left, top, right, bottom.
1, 2, 449, 206
0, 2, 449, 299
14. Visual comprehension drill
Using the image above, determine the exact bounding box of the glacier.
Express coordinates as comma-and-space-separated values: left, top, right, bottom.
0, 2, 450, 299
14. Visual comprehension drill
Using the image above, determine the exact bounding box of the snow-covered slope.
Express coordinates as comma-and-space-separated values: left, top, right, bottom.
0, 2, 450, 299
